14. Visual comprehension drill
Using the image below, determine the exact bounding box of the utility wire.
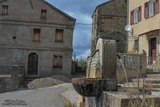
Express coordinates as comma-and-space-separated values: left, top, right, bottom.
75, 23, 96, 25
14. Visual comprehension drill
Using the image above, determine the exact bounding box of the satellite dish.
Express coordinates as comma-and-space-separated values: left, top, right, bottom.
125, 24, 132, 32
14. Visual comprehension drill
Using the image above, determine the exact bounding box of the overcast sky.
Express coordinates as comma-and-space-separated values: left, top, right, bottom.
46, 0, 108, 59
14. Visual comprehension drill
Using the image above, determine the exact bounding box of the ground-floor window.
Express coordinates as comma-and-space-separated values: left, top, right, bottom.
53, 55, 63, 68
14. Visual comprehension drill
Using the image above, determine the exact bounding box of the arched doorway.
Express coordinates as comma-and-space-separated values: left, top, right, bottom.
27, 52, 38, 75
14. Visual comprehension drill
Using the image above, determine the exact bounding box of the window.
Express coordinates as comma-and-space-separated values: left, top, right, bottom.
134, 39, 139, 50
55, 29, 63, 42
130, 6, 141, 24
2, 5, 8, 15
33, 29, 40, 42
149, 0, 156, 16
144, 0, 159, 18
133, 8, 139, 23
53, 55, 63, 68
41, 10, 47, 19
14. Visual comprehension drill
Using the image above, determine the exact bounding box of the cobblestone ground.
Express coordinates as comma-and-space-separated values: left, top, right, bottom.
0, 83, 72, 107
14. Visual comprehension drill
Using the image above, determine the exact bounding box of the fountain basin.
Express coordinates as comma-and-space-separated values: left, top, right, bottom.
72, 78, 103, 97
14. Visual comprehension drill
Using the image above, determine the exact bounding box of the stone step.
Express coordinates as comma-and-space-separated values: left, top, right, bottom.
146, 71, 160, 74
146, 74, 160, 79
27, 82, 36, 89
119, 82, 143, 88
132, 78, 160, 84
120, 83, 160, 90
19, 77, 39, 88
25, 77, 39, 80
148, 84, 160, 88
120, 79, 160, 89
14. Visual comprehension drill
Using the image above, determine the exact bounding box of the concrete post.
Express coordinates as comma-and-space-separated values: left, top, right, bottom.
10, 65, 18, 91
0, 78, 6, 93
142, 53, 147, 74
102, 40, 117, 79
85, 97, 96, 107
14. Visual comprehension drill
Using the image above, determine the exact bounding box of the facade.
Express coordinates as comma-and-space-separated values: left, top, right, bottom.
0, 0, 75, 77
128, 0, 160, 64
91, 0, 127, 53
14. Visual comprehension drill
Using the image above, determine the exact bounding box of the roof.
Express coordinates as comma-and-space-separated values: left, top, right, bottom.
92, 0, 112, 18
0, 0, 76, 22
43, 0, 76, 22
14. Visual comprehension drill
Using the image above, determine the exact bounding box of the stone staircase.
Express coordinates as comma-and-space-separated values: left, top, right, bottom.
120, 72, 160, 91
19, 77, 39, 89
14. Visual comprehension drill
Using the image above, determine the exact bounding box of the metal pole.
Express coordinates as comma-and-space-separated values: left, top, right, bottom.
158, 30, 160, 71
126, 0, 130, 52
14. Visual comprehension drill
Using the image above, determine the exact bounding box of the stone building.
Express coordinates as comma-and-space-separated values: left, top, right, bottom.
0, 0, 75, 77
128, 0, 160, 64
91, 0, 127, 53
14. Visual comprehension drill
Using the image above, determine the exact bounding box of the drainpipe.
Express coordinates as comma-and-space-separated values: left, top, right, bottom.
158, 30, 160, 71
126, 0, 130, 52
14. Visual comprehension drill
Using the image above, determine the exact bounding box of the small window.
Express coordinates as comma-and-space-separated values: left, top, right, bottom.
55, 29, 63, 42
149, 1, 156, 16
144, 0, 159, 18
134, 39, 139, 50
41, 10, 47, 19
33, 29, 40, 42
133, 8, 139, 23
130, 6, 141, 24
2, 5, 8, 15
53, 55, 63, 68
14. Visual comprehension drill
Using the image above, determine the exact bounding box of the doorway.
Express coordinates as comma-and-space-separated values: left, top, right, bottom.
27, 52, 38, 75
149, 38, 156, 64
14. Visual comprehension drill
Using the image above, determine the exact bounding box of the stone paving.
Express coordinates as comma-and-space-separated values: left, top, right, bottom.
0, 83, 77, 107
61, 86, 79, 107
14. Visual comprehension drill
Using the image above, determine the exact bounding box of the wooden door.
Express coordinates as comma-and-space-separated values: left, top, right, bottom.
27, 53, 38, 75
149, 38, 156, 62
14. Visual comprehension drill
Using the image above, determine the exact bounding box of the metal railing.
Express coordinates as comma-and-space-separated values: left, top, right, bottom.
147, 56, 160, 71
117, 53, 146, 70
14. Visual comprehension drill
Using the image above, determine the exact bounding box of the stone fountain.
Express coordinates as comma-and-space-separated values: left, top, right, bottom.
72, 38, 118, 106
71, 30, 160, 107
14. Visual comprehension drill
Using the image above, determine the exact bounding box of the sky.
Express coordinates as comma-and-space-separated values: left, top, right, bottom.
46, 0, 108, 59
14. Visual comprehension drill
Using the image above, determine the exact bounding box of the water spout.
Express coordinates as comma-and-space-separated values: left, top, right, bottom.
88, 57, 93, 78
117, 55, 129, 87
88, 49, 99, 78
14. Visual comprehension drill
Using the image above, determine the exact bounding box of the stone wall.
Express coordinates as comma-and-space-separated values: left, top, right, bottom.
0, 48, 72, 77
91, 0, 127, 53
0, 65, 25, 93
103, 92, 160, 107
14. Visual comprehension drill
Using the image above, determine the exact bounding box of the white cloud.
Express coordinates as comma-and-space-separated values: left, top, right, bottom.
78, 14, 92, 24
65, 10, 92, 24
76, 49, 91, 60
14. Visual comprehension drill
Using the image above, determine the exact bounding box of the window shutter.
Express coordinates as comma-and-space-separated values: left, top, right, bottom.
55, 29, 63, 42
155, 0, 159, 14
144, 2, 149, 18
33, 29, 40, 42
130, 10, 134, 24
138, 6, 142, 21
